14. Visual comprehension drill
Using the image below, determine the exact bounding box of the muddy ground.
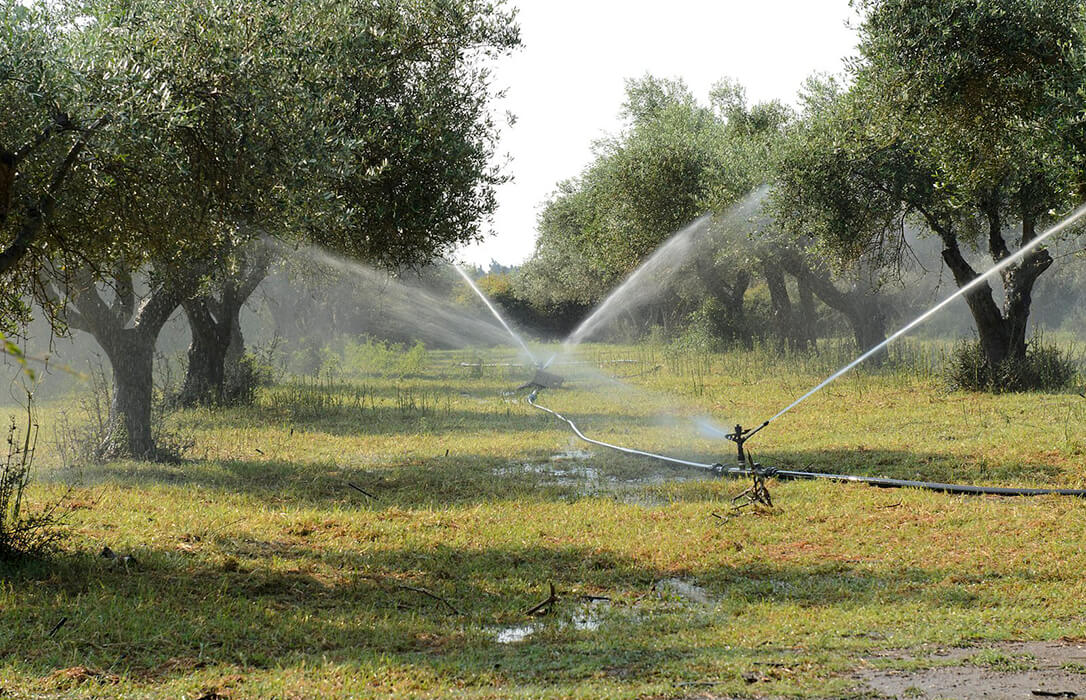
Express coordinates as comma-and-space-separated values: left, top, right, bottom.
853, 640, 1086, 699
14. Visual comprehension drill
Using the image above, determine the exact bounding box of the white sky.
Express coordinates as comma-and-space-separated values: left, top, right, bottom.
456, 0, 862, 267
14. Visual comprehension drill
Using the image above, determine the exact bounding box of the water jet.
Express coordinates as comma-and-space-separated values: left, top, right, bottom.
518, 199, 1086, 500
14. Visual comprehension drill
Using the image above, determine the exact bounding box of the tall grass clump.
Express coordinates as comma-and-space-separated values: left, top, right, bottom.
1, 396, 67, 560
945, 334, 1080, 392
323, 337, 430, 378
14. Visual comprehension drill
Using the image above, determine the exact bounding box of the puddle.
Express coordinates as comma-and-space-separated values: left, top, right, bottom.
492, 599, 610, 643
857, 641, 1086, 699
495, 624, 538, 643
656, 578, 714, 605
551, 449, 594, 461
493, 462, 601, 484
493, 460, 709, 492
571, 599, 608, 631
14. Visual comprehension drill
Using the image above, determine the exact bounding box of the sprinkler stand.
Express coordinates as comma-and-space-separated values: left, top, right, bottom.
518, 368, 565, 391
725, 421, 775, 508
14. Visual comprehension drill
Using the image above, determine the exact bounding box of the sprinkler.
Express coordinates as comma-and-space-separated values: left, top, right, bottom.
724, 421, 769, 469
517, 366, 565, 391
723, 422, 775, 508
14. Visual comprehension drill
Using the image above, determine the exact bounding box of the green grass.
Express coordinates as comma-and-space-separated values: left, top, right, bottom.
2, 342, 1085, 698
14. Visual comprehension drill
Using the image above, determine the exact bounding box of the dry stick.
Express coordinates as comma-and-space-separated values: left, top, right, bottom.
395, 584, 462, 616
524, 582, 558, 616
360, 575, 461, 615
347, 482, 377, 500
207, 517, 246, 536
46, 616, 68, 638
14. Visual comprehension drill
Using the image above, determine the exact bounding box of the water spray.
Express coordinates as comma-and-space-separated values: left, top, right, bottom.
523, 200, 1086, 500
760, 202, 1086, 429
454, 265, 538, 364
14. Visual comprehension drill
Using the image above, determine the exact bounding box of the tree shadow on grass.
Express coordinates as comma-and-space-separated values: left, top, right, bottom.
57, 441, 1068, 512
186, 403, 663, 439
4, 539, 1066, 695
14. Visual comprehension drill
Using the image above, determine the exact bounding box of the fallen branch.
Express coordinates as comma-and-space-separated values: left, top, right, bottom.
47, 616, 68, 638
524, 582, 558, 616
360, 574, 461, 615
396, 584, 462, 616
347, 482, 377, 500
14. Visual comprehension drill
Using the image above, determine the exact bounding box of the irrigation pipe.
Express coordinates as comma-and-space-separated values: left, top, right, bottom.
526, 393, 1086, 498
527, 392, 718, 470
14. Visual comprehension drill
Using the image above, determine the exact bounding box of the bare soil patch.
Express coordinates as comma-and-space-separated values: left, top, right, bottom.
858, 641, 1086, 699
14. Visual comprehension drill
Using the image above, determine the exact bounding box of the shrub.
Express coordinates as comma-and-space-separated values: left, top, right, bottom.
2, 395, 68, 560
222, 352, 274, 406
945, 335, 1080, 392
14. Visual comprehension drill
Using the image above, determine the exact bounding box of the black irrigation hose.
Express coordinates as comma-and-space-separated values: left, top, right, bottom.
526, 393, 1086, 499
740, 468, 1086, 498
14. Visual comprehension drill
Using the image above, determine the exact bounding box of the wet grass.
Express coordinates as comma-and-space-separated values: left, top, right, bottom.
2, 342, 1085, 698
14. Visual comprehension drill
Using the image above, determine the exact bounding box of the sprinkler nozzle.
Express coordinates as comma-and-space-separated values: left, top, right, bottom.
724, 421, 769, 468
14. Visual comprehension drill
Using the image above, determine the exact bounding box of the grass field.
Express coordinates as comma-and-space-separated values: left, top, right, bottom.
2, 342, 1085, 698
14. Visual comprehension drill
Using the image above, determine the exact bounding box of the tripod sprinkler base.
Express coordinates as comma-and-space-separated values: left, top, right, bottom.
518, 368, 565, 391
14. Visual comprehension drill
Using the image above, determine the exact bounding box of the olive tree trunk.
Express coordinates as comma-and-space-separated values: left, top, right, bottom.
178, 251, 269, 406
43, 266, 195, 459
934, 207, 1052, 374
776, 248, 888, 362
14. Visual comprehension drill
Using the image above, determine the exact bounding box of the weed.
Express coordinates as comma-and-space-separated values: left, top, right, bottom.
970, 649, 1037, 672
1, 394, 67, 560
945, 335, 1081, 392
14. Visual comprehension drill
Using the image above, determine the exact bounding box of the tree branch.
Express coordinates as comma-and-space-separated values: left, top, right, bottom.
110, 266, 135, 321
0, 118, 107, 277
63, 268, 122, 338
134, 261, 208, 334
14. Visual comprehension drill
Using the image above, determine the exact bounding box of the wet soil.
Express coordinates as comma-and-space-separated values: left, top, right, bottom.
857, 640, 1086, 699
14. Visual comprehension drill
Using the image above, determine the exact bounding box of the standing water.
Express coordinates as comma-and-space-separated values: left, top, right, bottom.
454, 265, 538, 364
764, 202, 1086, 426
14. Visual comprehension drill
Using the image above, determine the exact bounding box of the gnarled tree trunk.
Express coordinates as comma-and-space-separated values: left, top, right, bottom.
43, 266, 196, 459
761, 261, 799, 349
693, 258, 753, 348
935, 204, 1052, 376
776, 248, 888, 362
179, 249, 269, 406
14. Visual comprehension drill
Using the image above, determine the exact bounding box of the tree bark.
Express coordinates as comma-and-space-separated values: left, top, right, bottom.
796, 276, 817, 350
178, 299, 230, 406
931, 206, 1051, 377
44, 265, 196, 459
178, 250, 269, 406
775, 248, 887, 359
101, 331, 157, 458
761, 260, 798, 349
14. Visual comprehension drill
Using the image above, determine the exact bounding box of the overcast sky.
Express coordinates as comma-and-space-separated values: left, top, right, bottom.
456, 0, 862, 267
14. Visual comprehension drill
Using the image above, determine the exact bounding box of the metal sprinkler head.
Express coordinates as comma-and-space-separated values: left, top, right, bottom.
722, 421, 776, 509
724, 421, 769, 468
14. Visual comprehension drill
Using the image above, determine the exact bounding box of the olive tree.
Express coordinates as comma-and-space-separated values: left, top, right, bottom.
776, 0, 1086, 381
521, 75, 889, 350
21, 0, 519, 457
